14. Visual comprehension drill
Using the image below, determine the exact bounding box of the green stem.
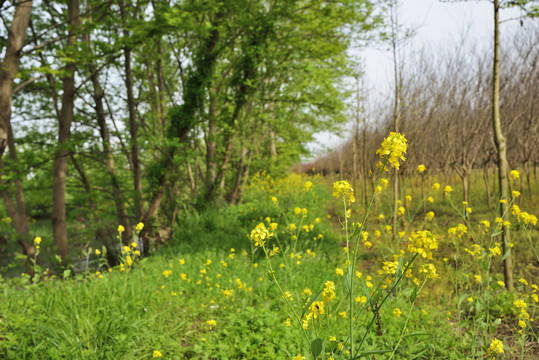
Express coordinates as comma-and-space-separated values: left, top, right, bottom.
388, 278, 428, 360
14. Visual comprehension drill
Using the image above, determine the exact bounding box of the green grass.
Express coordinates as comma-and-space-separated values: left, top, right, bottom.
0, 170, 537, 359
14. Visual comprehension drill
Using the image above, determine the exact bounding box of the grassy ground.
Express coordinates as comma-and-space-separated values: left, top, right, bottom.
0, 170, 538, 359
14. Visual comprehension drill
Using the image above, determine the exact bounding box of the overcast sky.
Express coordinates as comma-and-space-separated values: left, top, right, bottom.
306, 0, 525, 158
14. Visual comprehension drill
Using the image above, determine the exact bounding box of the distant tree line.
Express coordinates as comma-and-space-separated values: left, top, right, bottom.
310, 25, 538, 206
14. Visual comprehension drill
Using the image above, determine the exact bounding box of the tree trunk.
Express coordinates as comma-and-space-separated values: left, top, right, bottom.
492, 0, 513, 291
0, 159, 34, 257
526, 162, 532, 203
392, 41, 400, 241
237, 144, 254, 204
0, 0, 33, 157
228, 143, 248, 204
269, 128, 277, 161
52, 0, 80, 262
69, 153, 116, 265
120, 0, 143, 221
0, 0, 33, 257
483, 164, 491, 207
421, 175, 425, 215
462, 173, 470, 205
205, 88, 218, 187
89, 58, 131, 242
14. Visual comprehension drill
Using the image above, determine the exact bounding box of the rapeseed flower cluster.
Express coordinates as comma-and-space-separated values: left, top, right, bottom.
488, 338, 504, 355
376, 132, 408, 170
448, 224, 467, 239
332, 180, 355, 203
407, 230, 438, 259
250, 223, 272, 248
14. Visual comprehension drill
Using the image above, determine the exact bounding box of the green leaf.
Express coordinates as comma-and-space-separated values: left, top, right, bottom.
346, 265, 352, 294
410, 286, 418, 303
403, 331, 429, 338
353, 349, 395, 359
361, 278, 373, 307
311, 338, 324, 358
502, 249, 511, 260
457, 293, 468, 307
301, 287, 323, 320
395, 256, 404, 281
63, 269, 71, 279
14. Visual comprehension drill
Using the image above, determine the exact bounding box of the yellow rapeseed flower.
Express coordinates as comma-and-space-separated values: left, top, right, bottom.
34, 237, 42, 246
206, 319, 217, 330
153, 350, 163, 358
322, 281, 336, 304
376, 132, 408, 170
408, 230, 438, 259
393, 308, 402, 317
417, 164, 426, 173
269, 245, 279, 257
510, 170, 519, 180
135, 222, 144, 233
250, 223, 271, 248
488, 338, 504, 354
283, 291, 294, 302
308, 301, 325, 318
355, 296, 367, 304
118, 225, 125, 233
419, 263, 439, 279
444, 185, 452, 195
332, 180, 355, 203
432, 183, 440, 191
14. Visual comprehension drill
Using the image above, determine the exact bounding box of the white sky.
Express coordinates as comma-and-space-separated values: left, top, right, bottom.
306, 0, 525, 159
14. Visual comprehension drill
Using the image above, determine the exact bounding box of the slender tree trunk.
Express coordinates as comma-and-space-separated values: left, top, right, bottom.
228, 143, 248, 204
525, 162, 532, 203
89, 59, 131, 241
0, 159, 34, 257
483, 164, 491, 207
462, 172, 470, 205
492, 0, 513, 291
218, 135, 235, 193
421, 175, 425, 215
0, 0, 33, 157
120, 0, 142, 221
0, 0, 34, 257
237, 145, 254, 204
52, 0, 81, 262
69, 153, 116, 264
186, 161, 197, 197
391, 22, 400, 241
205, 88, 218, 187
362, 126, 368, 207
269, 128, 277, 161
